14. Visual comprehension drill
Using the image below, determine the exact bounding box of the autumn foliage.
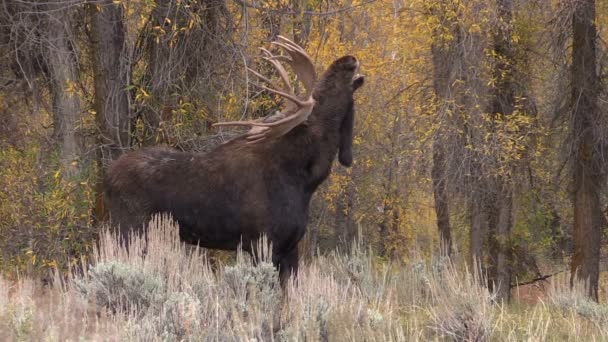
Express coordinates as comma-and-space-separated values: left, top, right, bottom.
0, 0, 606, 304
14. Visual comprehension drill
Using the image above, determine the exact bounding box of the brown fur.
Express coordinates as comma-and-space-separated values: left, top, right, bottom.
104, 56, 364, 283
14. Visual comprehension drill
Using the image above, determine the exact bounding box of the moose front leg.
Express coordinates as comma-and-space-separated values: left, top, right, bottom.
276, 246, 299, 287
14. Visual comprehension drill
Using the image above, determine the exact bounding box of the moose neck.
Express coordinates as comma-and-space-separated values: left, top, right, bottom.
300, 96, 350, 193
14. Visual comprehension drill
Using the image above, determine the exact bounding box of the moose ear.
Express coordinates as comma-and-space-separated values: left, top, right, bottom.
338, 104, 354, 167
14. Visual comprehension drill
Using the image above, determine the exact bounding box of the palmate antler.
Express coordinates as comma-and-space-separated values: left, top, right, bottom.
214, 36, 317, 144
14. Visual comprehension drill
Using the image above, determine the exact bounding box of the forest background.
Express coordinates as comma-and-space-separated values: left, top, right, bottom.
0, 0, 607, 304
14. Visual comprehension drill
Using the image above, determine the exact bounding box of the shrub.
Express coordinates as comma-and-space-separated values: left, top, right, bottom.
161, 292, 202, 340
224, 255, 280, 309
8, 299, 34, 341
5, 215, 608, 341
549, 275, 608, 331
75, 261, 165, 312
0, 145, 95, 275
426, 263, 496, 342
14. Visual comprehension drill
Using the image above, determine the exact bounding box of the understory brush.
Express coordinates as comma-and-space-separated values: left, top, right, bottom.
0, 215, 606, 341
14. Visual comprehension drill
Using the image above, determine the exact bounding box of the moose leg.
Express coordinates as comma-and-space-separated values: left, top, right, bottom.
107, 193, 151, 251
277, 246, 299, 287
109, 206, 137, 250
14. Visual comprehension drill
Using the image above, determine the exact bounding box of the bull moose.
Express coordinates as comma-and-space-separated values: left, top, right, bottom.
104, 36, 364, 283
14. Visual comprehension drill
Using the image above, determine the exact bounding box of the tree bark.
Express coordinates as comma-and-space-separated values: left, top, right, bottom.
46, 4, 83, 179
429, 2, 456, 257
379, 112, 402, 258
488, 0, 516, 302
90, 1, 131, 162
143, 0, 184, 144
570, 0, 602, 301
306, 198, 326, 260
431, 129, 452, 256
335, 174, 356, 252
494, 187, 513, 301
142, 0, 230, 145
470, 191, 486, 271
89, 1, 131, 221
292, 0, 312, 46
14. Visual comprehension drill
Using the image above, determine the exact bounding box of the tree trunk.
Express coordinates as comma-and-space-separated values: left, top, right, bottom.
292, 0, 312, 46
378, 179, 394, 257
494, 188, 513, 301
487, 0, 516, 302
379, 112, 402, 258
46, 4, 82, 179
89, 1, 131, 221
143, 0, 183, 144
429, 3, 456, 257
142, 0, 230, 145
306, 198, 326, 259
570, 0, 602, 301
335, 174, 356, 252
431, 131, 452, 256
90, 1, 131, 162
470, 191, 486, 271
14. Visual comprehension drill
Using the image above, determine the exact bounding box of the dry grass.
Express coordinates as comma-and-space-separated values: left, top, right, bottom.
0, 215, 607, 341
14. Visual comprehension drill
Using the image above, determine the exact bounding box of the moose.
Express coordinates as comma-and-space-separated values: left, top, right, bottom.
104, 36, 364, 284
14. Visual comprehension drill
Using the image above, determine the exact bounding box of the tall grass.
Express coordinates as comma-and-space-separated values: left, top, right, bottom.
0, 215, 607, 341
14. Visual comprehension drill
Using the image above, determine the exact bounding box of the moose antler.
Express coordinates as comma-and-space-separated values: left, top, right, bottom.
214, 36, 317, 144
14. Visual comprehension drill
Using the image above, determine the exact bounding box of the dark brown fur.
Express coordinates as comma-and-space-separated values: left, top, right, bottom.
105, 56, 364, 283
